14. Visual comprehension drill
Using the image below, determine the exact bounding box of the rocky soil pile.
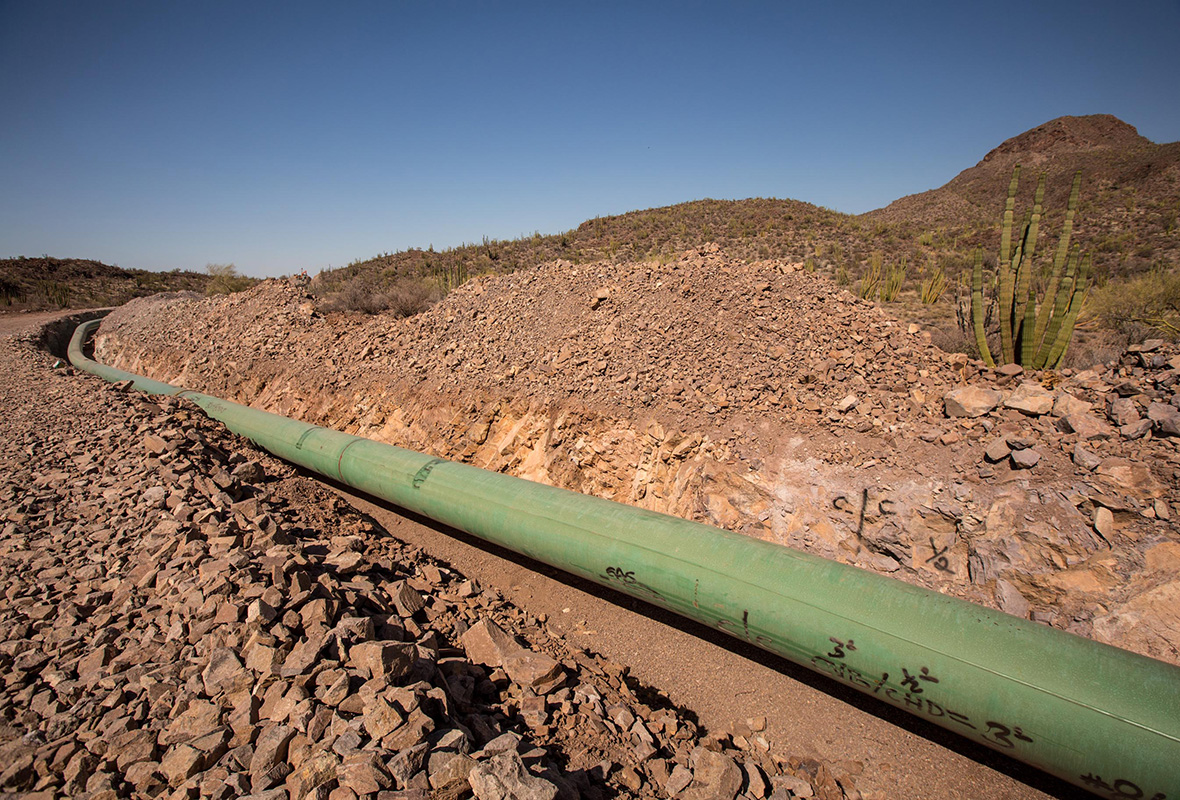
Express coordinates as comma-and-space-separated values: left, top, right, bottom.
100, 243, 961, 437
93, 247, 1180, 667
1, 320, 857, 800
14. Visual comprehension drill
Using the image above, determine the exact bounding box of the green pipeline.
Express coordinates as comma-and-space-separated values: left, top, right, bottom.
70, 320, 1180, 796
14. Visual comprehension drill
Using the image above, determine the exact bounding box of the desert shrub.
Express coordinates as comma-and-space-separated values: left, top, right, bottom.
383, 280, 440, 317
920, 260, 947, 304
857, 252, 883, 299
38, 281, 70, 308
1087, 263, 1180, 340
318, 278, 439, 317
1062, 330, 1131, 369
0, 277, 24, 305
880, 257, 907, 302
205, 263, 252, 295
928, 324, 974, 356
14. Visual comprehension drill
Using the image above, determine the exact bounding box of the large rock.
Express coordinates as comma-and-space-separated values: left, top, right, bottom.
1004, 382, 1054, 416
107, 729, 158, 772
1108, 397, 1140, 426
1095, 458, 1165, 499
286, 749, 340, 799
995, 580, 1030, 618
430, 752, 477, 799
682, 747, 743, 800
467, 750, 558, 800
362, 696, 405, 741
1010, 448, 1041, 469
461, 619, 520, 668
280, 631, 329, 677
1148, 402, 1180, 436
338, 752, 392, 795
503, 650, 563, 690
202, 647, 251, 696
162, 700, 223, 746
250, 724, 296, 791
160, 744, 205, 786
348, 641, 415, 683
1056, 412, 1113, 440
1052, 392, 1092, 418
944, 386, 1004, 418
1093, 581, 1180, 663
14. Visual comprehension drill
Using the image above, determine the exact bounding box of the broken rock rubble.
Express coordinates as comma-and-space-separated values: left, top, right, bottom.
0, 326, 854, 800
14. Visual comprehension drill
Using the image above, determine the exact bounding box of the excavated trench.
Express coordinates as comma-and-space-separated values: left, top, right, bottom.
73, 295, 1180, 800
90, 281, 1143, 652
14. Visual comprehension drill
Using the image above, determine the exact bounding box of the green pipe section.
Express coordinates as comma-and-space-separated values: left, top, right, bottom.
70, 320, 1180, 797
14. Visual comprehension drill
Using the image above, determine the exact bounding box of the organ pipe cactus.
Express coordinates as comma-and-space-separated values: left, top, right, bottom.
972, 166, 1089, 370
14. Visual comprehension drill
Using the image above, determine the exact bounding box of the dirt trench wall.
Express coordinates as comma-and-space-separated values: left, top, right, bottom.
91, 277, 1180, 665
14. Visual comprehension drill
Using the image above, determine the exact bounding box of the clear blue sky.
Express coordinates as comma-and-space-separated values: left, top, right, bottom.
2, 1, 1178, 277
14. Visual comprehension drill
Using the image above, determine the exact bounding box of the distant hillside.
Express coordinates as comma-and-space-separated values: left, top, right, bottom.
313, 198, 866, 298
866, 115, 1180, 280
0, 257, 211, 311
317, 114, 1177, 321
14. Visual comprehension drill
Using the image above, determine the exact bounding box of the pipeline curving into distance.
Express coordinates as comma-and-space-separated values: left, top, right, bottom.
70, 319, 1180, 797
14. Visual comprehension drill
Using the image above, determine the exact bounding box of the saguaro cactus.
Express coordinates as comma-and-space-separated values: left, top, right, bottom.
972, 166, 1089, 370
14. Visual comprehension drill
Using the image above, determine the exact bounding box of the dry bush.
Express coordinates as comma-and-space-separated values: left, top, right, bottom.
383, 280, 440, 317
205, 263, 252, 295
1087, 264, 1180, 340
317, 278, 439, 317
1062, 330, 1131, 370
928, 324, 974, 356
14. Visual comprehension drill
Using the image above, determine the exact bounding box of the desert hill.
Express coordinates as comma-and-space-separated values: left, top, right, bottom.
866, 115, 1180, 276
0, 256, 211, 311
314, 115, 1177, 331
311, 198, 859, 302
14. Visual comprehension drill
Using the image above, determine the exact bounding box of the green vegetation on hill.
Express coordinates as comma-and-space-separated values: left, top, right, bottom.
314, 115, 1178, 359
0, 256, 212, 311
311, 198, 929, 312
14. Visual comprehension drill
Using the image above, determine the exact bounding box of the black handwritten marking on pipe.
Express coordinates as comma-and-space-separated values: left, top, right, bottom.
1080, 773, 1166, 799
411, 458, 446, 489
293, 427, 318, 451
715, 614, 773, 647
827, 637, 856, 659
810, 654, 1042, 753
599, 566, 663, 600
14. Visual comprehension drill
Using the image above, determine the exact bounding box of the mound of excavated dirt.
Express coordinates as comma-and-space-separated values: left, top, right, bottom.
102, 243, 963, 438
95, 246, 1180, 667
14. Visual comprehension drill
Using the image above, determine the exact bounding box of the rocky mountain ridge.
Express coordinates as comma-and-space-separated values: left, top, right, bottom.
865, 115, 1180, 276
